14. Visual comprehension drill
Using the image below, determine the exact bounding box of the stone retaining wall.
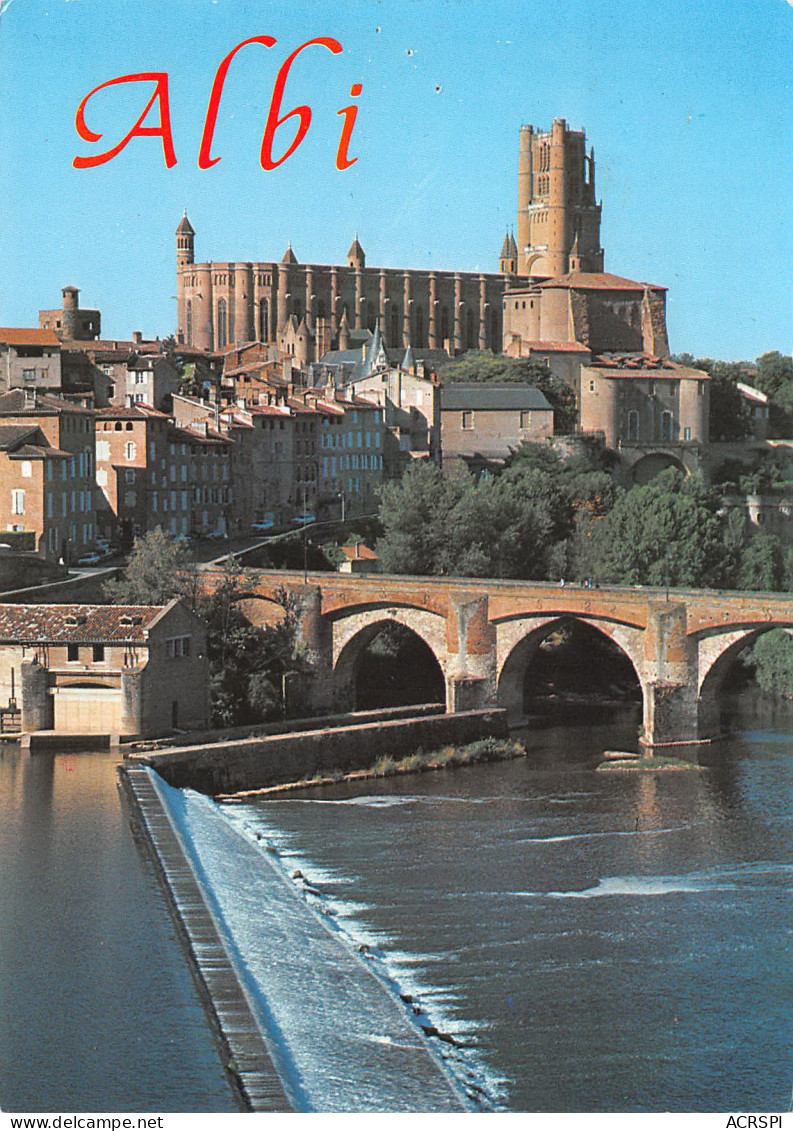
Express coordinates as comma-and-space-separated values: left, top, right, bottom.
129, 708, 508, 796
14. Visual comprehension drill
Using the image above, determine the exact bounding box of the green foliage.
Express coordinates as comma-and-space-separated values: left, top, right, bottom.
195, 561, 299, 727
583, 469, 731, 588
734, 533, 784, 592
437, 351, 577, 433
103, 528, 196, 606
696, 359, 753, 442
752, 629, 793, 699
754, 352, 793, 400
376, 461, 561, 579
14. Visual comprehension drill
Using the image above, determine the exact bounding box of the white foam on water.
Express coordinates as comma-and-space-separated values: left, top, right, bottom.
517, 825, 685, 845
158, 775, 504, 1110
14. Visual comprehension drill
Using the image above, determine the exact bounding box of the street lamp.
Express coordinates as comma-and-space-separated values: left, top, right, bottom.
338, 490, 346, 523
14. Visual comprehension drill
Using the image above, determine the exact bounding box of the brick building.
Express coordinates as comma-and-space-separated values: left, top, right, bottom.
176, 219, 506, 358
0, 390, 96, 562
0, 599, 209, 737
578, 354, 710, 482
440, 384, 553, 464
95, 404, 233, 542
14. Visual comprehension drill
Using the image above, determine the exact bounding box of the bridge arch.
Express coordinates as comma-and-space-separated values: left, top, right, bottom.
332, 606, 449, 711
496, 614, 645, 725
697, 623, 793, 736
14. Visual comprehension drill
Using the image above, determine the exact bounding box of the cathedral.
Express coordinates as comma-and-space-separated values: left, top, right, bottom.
175, 118, 666, 363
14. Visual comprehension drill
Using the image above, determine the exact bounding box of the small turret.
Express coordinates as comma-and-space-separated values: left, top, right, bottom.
499, 230, 517, 275
282, 242, 298, 265
337, 307, 351, 350
347, 234, 365, 270
176, 212, 195, 268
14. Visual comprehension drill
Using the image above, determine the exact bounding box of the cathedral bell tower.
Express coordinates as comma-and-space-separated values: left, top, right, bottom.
516, 119, 603, 279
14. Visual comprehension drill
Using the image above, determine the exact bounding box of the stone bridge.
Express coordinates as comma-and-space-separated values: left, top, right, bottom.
204, 569, 793, 747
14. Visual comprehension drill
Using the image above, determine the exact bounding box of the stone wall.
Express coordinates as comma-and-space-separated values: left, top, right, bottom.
131, 708, 508, 796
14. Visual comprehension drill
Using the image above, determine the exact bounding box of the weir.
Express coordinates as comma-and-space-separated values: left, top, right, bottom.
122, 764, 478, 1112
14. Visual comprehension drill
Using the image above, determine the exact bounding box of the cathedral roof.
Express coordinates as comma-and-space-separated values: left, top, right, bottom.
500, 232, 511, 258
282, 244, 298, 265
176, 214, 194, 235
538, 272, 666, 292
509, 233, 518, 258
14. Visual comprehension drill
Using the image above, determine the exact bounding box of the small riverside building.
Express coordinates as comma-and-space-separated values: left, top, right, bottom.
0, 599, 209, 738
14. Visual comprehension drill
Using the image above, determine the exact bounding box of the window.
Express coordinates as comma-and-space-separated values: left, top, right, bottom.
125, 441, 136, 461
217, 298, 227, 349
166, 636, 191, 659
67, 644, 79, 663
520, 411, 531, 429
92, 644, 105, 663
11, 490, 24, 515
461, 411, 474, 430
20, 461, 32, 478
96, 440, 110, 461
627, 410, 640, 441
22, 368, 35, 383
683, 427, 692, 441
661, 411, 674, 441
124, 491, 136, 507
96, 469, 108, 487
125, 469, 136, 484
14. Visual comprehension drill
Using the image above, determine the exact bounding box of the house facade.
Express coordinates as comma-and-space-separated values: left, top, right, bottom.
0, 599, 209, 737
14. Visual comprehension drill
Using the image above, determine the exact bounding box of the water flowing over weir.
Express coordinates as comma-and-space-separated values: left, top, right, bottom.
123, 766, 476, 1113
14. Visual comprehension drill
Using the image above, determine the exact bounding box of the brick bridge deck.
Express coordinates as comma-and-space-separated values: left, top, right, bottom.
204, 569, 793, 747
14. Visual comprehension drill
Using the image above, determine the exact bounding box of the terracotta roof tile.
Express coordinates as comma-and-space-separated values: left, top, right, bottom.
0, 604, 169, 643
538, 272, 666, 292
0, 328, 61, 347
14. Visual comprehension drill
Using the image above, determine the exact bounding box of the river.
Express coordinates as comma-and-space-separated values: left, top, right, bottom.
1, 699, 791, 1112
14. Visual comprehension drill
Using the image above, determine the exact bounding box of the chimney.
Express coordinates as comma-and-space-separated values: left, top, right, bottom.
132, 331, 143, 345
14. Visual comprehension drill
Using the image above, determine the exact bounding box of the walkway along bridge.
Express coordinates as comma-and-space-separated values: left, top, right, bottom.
202, 569, 793, 748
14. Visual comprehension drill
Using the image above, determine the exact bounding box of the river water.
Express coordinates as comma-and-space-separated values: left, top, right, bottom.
222, 701, 793, 1112
0, 749, 237, 1113
1, 701, 791, 1112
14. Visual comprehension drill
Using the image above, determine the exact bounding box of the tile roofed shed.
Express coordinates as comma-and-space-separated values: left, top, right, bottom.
0, 604, 172, 643
440, 384, 552, 411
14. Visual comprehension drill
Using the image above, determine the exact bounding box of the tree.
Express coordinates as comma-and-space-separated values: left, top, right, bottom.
696, 358, 753, 442
586, 469, 731, 588
752, 629, 793, 699
103, 527, 196, 606
195, 560, 299, 727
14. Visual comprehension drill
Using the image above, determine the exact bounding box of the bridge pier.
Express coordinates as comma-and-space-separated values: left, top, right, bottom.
639, 603, 707, 748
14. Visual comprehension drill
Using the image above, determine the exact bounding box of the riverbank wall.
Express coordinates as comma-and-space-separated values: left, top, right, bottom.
127, 708, 508, 796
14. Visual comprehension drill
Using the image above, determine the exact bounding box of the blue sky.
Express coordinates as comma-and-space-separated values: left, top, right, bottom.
0, 0, 790, 360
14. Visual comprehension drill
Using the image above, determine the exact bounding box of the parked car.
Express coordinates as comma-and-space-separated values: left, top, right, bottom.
293, 513, 316, 525
250, 521, 275, 533
76, 553, 102, 566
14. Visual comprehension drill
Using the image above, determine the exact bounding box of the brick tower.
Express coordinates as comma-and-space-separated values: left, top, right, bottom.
517, 118, 603, 279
